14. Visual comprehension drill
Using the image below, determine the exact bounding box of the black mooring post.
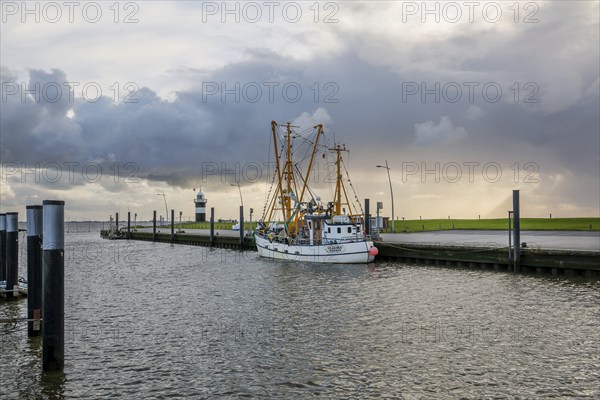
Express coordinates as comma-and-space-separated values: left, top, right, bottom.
508, 211, 513, 261
27, 205, 43, 336
210, 207, 215, 247
239, 206, 244, 250
513, 190, 521, 272
127, 211, 131, 239
42, 200, 65, 372
152, 211, 157, 242
5, 212, 18, 301
0, 214, 6, 283
170, 209, 175, 243
364, 199, 371, 237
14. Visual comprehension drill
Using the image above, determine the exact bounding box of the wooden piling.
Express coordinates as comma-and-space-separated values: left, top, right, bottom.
513, 190, 521, 272
42, 200, 65, 371
0, 214, 6, 283
364, 199, 371, 236
171, 209, 175, 243
5, 212, 18, 300
27, 205, 43, 336
210, 207, 215, 247
153, 211, 157, 242
239, 206, 244, 250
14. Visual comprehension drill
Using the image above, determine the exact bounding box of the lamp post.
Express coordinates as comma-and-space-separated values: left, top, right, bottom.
376, 160, 395, 233
156, 191, 168, 224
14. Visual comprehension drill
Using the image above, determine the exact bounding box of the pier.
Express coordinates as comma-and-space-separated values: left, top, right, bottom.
113, 230, 256, 250
97, 192, 598, 278
374, 241, 599, 278
100, 229, 600, 278
99, 190, 598, 278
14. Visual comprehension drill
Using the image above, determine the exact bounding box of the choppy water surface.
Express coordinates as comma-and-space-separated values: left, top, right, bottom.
1, 229, 599, 399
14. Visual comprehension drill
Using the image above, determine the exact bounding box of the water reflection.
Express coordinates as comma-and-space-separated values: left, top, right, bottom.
0, 300, 21, 334
40, 371, 66, 400
25, 335, 42, 357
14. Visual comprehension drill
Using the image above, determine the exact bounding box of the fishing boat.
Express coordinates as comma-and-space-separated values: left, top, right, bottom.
254, 121, 378, 263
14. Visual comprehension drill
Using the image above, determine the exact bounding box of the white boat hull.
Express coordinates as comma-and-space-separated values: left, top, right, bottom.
255, 234, 375, 264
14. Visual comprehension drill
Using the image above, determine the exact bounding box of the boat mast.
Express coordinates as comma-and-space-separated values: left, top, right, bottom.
285, 122, 292, 222
328, 144, 345, 216
268, 121, 284, 224
335, 144, 342, 215
298, 124, 323, 204
264, 122, 327, 230
329, 143, 354, 217
268, 121, 298, 228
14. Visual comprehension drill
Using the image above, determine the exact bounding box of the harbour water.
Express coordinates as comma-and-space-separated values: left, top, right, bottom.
1, 228, 599, 398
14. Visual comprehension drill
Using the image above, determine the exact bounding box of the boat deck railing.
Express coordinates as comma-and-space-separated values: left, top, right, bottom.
259, 234, 372, 246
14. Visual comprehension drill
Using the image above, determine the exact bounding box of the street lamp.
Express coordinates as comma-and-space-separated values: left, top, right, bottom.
376, 160, 395, 233
156, 191, 168, 225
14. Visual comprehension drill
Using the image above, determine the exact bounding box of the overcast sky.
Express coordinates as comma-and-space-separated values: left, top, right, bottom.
1, 1, 599, 221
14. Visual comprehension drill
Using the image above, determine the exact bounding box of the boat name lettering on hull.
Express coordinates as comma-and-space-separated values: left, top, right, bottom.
326, 245, 344, 253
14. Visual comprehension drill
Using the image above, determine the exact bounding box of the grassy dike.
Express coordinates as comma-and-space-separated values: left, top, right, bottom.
384, 218, 599, 233
150, 218, 599, 233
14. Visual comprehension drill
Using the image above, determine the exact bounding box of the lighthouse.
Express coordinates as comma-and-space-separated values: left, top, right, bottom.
194, 188, 207, 222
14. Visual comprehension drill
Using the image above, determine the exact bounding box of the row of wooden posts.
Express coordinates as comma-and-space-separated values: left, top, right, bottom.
0, 200, 65, 372
114, 206, 247, 247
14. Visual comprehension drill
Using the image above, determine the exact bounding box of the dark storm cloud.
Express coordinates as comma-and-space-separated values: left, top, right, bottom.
2, 55, 416, 189
1, 1, 598, 202
1, 50, 598, 191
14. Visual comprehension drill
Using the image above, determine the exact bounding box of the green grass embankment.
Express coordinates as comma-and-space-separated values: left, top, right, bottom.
386, 218, 599, 233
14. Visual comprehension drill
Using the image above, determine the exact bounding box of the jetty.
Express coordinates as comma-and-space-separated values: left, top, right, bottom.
100, 190, 599, 278
101, 228, 599, 278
